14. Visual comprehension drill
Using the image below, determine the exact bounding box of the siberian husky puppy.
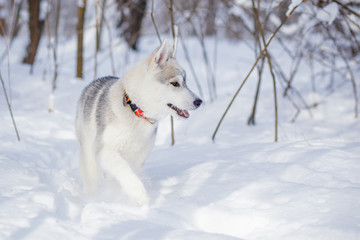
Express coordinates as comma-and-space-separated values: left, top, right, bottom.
75, 40, 202, 205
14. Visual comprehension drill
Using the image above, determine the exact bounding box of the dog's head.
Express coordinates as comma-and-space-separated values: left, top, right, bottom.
140, 39, 202, 120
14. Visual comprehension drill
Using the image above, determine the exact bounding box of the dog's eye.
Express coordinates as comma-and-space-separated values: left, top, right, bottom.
170, 82, 180, 87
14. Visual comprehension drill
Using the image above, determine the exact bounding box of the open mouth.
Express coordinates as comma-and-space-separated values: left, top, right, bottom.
167, 103, 189, 118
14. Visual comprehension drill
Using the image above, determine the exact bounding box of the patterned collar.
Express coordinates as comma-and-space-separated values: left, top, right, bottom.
123, 90, 155, 124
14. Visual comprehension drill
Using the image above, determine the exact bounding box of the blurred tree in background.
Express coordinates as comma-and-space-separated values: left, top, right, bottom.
0, 0, 359, 141
22, 0, 44, 67
116, 0, 147, 50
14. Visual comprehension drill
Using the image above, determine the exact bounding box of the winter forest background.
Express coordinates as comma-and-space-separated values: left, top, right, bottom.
0, 0, 360, 239
1, 0, 360, 140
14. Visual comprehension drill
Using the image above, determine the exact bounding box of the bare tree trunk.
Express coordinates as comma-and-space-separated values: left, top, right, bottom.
52, 0, 60, 91
204, 0, 216, 36
117, 0, 147, 50
0, 3, 5, 36
23, 0, 44, 67
76, 0, 87, 79
96, 0, 107, 52
47, 0, 61, 112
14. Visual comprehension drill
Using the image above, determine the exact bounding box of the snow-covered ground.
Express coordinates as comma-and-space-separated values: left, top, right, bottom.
1, 35, 360, 240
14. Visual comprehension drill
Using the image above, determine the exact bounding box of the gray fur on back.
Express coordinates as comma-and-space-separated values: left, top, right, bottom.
77, 76, 119, 136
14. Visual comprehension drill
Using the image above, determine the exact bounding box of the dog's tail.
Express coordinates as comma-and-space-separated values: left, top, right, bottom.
76, 108, 99, 194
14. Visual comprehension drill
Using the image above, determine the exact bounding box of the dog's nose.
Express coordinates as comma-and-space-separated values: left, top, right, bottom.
193, 98, 203, 108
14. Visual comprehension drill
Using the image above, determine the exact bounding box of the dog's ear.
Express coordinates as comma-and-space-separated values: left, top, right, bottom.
154, 39, 173, 67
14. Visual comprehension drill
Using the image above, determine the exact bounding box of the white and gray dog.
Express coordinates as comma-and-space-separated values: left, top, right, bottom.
75, 39, 202, 205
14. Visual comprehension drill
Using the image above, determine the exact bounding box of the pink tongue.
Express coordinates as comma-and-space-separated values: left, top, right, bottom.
180, 110, 190, 118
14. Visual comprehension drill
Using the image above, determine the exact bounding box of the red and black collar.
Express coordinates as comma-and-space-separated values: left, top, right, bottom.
123, 90, 155, 124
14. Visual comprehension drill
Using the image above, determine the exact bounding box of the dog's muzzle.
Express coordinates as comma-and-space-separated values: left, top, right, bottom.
167, 98, 202, 119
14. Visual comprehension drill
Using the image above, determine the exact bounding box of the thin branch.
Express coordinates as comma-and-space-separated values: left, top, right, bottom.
6, 0, 16, 102
179, 33, 204, 98
344, 13, 360, 31
252, 0, 278, 142
188, 19, 216, 101
94, 0, 100, 79
0, 71, 20, 141
46, 0, 61, 112
0, 0, 25, 63
53, 0, 60, 90
271, 54, 314, 119
102, 14, 116, 75
332, 0, 360, 18
322, 23, 358, 118
169, 0, 175, 146
247, 56, 265, 125
247, 0, 265, 126
283, 50, 303, 96
151, 0, 161, 43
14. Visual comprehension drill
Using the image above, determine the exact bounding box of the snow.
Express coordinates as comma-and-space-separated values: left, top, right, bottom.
1, 33, 360, 240
286, 0, 303, 16
316, 2, 339, 25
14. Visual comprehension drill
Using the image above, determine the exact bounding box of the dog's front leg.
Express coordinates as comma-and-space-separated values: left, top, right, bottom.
98, 148, 150, 205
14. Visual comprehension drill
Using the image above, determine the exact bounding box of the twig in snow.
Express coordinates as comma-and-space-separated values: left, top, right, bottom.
252, 0, 278, 141
0, 71, 20, 141
212, 1, 303, 141
169, 0, 175, 146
